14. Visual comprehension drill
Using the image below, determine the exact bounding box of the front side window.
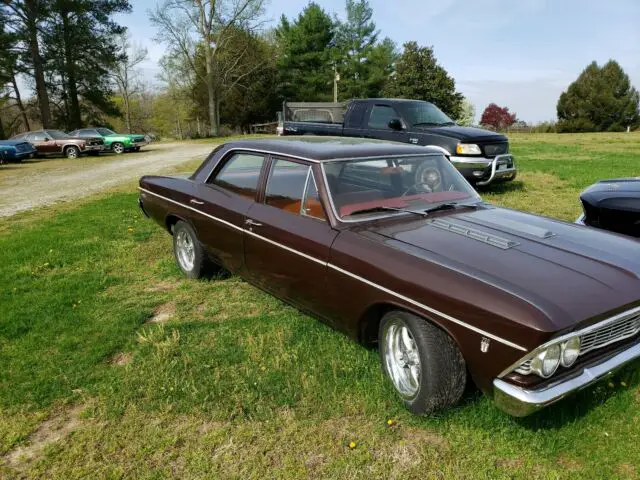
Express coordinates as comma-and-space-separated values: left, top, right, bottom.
301, 171, 326, 220
403, 102, 456, 127
96, 128, 116, 136
210, 152, 265, 199
323, 154, 480, 220
265, 159, 309, 213
28, 132, 47, 142
46, 130, 69, 139
368, 105, 400, 129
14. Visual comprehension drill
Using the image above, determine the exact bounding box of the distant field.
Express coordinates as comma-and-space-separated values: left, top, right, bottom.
1, 132, 640, 479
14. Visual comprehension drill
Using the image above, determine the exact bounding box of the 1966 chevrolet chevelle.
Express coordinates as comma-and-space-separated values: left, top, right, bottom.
139, 137, 640, 416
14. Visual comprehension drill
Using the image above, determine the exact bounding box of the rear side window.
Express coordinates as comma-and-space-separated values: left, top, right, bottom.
210, 153, 265, 199
345, 102, 368, 128
265, 159, 309, 213
28, 132, 47, 142
368, 105, 398, 129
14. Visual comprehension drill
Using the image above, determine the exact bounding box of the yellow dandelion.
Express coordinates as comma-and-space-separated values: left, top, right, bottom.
349, 441, 357, 449
128, 228, 133, 232
387, 419, 394, 426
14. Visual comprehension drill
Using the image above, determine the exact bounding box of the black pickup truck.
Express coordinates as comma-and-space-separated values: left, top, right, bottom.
277, 98, 517, 186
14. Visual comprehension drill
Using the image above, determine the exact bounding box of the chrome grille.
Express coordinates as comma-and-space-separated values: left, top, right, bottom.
580, 313, 640, 355
483, 143, 509, 157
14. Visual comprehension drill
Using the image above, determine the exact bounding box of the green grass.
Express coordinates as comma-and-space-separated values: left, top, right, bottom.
1, 132, 640, 478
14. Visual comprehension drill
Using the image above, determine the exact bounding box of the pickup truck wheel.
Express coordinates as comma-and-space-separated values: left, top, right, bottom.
379, 310, 466, 414
172, 221, 213, 279
112, 142, 125, 154
64, 146, 79, 159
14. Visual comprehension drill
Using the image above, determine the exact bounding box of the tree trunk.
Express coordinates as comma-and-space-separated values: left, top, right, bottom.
10, 72, 31, 131
0, 112, 5, 140
204, 48, 218, 136
26, 6, 51, 128
61, 10, 82, 129
124, 93, 132, 133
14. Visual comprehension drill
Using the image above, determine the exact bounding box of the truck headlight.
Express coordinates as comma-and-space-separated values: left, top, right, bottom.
456, 143, 482, 155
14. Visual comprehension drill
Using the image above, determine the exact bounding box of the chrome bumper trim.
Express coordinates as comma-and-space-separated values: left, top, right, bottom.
493, 341, 640, 417
575, 213, 585, 225
449, 154, 517, 186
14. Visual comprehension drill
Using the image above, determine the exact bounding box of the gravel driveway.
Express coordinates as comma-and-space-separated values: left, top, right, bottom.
0, 142, 216, 217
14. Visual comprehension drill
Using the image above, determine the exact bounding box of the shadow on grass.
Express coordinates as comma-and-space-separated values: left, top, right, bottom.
477, 179, 526, 195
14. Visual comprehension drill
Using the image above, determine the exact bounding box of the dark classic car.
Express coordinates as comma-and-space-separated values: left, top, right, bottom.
11, 129, 104, 158
576, 178, 640, 238
0, 139, 38, 163
139, 138, 640, 417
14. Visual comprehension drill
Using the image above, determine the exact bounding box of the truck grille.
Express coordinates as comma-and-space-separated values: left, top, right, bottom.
483, 143, 509, 157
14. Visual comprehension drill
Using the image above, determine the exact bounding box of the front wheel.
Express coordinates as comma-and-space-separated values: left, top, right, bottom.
65, 146, 79, 159
112, 142, 125, 154
379, 310, 466, 414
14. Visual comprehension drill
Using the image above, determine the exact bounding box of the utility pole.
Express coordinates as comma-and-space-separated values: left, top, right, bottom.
333, 62, 340, 103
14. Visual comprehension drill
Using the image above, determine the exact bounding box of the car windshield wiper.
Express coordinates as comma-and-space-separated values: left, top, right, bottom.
423, 202, 480, 214
347, 206, 428, 217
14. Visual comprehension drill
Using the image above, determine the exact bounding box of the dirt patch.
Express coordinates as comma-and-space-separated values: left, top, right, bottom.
148, 302, 176, 324
617, 463, 637, 477
4, 404, 85, 467
109, 351, 133, 366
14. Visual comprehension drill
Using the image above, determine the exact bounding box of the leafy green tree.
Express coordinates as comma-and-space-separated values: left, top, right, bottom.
275, 3, 335, 101
383, 41, 463, 119
334, 0, 379, 99
557, 60, 639, 132
456, 97, 475, 126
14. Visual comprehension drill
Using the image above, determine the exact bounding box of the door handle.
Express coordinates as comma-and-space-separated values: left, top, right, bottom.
189, 199, 204, 205
245, 219, 262, 227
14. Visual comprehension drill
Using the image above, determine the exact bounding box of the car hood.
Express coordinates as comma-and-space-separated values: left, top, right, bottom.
364, 206, 640, 331
413, 125, 507, 143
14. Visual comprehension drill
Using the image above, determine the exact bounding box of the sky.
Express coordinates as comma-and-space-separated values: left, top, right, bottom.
117, 0, 640, 123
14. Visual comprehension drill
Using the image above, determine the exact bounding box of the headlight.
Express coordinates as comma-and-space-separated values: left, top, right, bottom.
456, 143, 482, 155
561, 337, 581, 367
530, 343, 561, 378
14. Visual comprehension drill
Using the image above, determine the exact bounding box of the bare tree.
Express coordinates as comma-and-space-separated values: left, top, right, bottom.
113, 33, 148, 133
149, 0, 265, 136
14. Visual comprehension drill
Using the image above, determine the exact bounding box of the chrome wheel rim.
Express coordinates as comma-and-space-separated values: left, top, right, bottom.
176, 230, 195, 271
67, 148, 78, 159
113, 143, 124, 154
383, 319, 421, 399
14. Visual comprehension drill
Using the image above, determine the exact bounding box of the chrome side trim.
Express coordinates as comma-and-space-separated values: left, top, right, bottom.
139, 187, 527, 352
494, 341, 640, 416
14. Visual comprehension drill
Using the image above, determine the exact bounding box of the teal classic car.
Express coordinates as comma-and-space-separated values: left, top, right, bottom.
68, 127, 150, 154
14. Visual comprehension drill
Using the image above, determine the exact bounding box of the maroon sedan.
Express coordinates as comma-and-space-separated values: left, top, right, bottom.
139, 138, 640, 416
11, 129, 104, 159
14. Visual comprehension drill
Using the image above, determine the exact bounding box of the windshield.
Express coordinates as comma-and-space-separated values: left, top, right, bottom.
46, 130, 70, 139
97, 128, 116, 136
323, 154, 480, 221
403, 102, 456, 127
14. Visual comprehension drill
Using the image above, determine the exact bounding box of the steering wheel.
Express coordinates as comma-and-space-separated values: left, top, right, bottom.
402, 181, 434, 196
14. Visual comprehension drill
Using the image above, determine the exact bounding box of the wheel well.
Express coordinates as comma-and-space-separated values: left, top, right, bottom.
64, 144, 77, 152
359, 303, 397, 347
165, 214, 182, 234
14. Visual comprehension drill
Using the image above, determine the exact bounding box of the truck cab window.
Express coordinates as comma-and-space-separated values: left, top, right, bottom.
368, 105, 399, 129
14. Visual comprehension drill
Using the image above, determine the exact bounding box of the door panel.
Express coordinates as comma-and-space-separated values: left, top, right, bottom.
243, 202, 338, 319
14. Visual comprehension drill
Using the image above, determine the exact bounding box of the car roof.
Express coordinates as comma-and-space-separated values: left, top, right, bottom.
224, 136, 441, 161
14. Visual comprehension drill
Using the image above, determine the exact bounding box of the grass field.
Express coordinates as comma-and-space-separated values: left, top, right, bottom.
1, 132, 640, 479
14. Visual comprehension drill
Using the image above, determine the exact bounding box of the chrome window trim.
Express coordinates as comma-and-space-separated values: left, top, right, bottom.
497, 305, 640, 378
138, 187, 526, 352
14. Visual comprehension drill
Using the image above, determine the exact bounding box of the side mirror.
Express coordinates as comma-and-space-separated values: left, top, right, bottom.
388, 118, 404, 131
44, 137, 50, 142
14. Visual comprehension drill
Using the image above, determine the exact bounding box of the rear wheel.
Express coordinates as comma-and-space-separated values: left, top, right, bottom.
64, 146, 79, 159
379, 310, 466, 414
112, 142, 125, 154
172, 221, 215, 279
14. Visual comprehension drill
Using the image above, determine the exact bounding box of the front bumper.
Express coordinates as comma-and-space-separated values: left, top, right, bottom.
450, 154, 517, 186
493, 341, 640, 417
132, 140, 150, 149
